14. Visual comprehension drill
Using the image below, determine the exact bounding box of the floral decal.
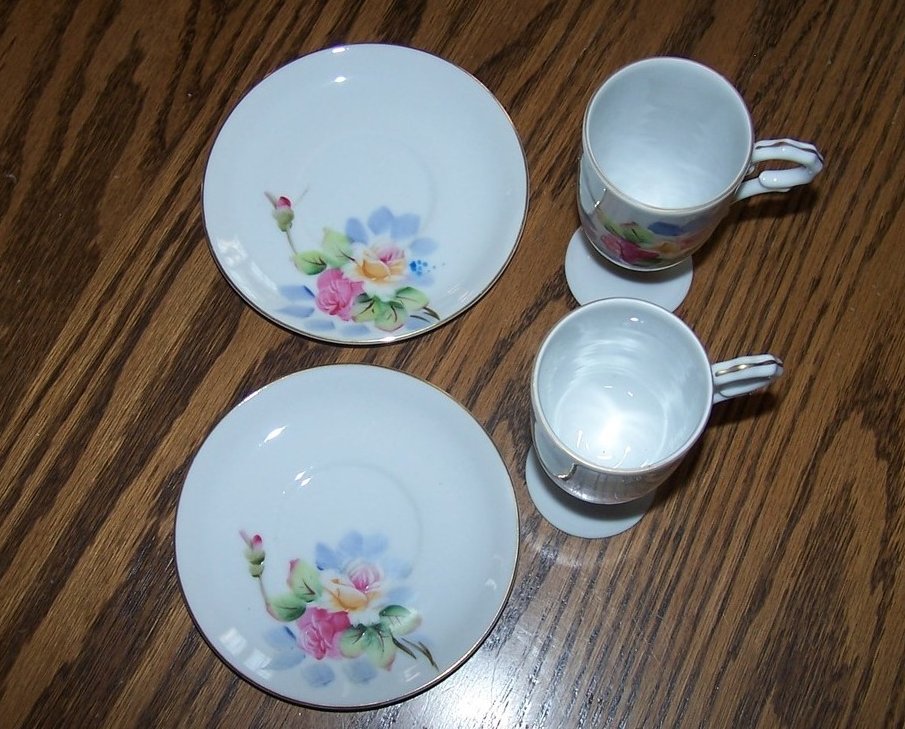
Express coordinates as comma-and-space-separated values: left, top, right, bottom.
267, 193, 440, 335
241, 530, 437, 688
583, 207, 715, 268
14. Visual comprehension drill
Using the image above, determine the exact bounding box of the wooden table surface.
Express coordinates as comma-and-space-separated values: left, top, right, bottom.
2, 0, 904, 727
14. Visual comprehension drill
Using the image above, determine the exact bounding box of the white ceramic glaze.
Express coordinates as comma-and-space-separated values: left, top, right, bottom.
564, 228, 692, 312
530, 298, 783, 507
203, 44, 528, 344
524, 449, 654, 539
577, 56, 824, 273
175, 365, 519, 708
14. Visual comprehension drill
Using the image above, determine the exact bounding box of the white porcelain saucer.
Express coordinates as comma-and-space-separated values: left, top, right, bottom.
175, 365, 519, 708
564, 229, 693, 312
525, 449, 655, 538
203, 44, 528, 344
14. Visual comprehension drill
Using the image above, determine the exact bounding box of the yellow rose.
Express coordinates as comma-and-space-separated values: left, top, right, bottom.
349, 244, 407, 285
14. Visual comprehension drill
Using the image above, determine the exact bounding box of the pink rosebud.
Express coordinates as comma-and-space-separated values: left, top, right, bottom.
240, 531, 263, 550
268, 193, 295, 232
239, 531, 265, 575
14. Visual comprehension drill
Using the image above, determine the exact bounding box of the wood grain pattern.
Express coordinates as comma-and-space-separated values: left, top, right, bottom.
1, 0, 904, 727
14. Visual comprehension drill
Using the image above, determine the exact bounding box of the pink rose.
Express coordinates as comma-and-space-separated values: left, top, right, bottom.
600, 232, 660, 266
296, 607, 352, 660
315, 268, 364, 320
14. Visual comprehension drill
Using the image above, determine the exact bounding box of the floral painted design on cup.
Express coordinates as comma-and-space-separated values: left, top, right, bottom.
267, 194, 440, 334
240, 530, 437, 688
581, 206, 715, 269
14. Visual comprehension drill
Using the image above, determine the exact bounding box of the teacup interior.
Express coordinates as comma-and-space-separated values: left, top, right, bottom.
585, 58, 753, 209
536, 300, 712, 470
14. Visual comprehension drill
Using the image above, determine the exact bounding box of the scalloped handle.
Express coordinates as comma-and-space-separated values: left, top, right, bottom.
735, 139, 824, 200
712, 355, 784, 403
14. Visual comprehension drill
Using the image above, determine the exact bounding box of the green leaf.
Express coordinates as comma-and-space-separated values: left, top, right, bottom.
267, 592, 307, 621
287, 559, 322, 602
379, 605, 421, 636
365, 626, 397, 669
294, 251, 327, 275
394, 286, 429, 313
352, 296, 409, 332
602, 219, 623, 236
339, 626, 397, 669
351, 294, 380, 323
339, 626, 369, 658
375, 300, 407, 332
321, 228, 353, 268
623, 225, 654, 246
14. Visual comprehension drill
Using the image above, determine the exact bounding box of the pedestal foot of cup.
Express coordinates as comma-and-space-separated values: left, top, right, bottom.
525, 448, 655, 538
565, 229, 693, 312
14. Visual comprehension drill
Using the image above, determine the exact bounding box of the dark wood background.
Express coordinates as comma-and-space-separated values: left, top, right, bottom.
2, 0, 903, 727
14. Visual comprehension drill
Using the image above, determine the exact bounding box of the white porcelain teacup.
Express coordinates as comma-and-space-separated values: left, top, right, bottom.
579, 57, 824, 272
531, 298, 783, 505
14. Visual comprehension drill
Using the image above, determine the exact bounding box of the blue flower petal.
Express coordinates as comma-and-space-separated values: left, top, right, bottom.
648, 221, 685, 236
279, 305, 315, 318
279, 284, 316, 301
262, 627, 305, 670
343, 657, 378, 684
302, 662, 336, 687
410, 237, 437, 255
368, 206, 394, 235
315, 543, 341, 571
340, 324, 371, 338
268, 652, 305, 670
345, 217, 369, 243
264, 626, 298, 650
404, 316, 431, 332
360, 533, 388, 558
338, 530, 364, 559
391, 213, 420, 240
305, 319, 336, 331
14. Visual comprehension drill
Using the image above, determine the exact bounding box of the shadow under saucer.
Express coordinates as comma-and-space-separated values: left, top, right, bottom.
564, 229, 693, 312
525, 448, 656, 538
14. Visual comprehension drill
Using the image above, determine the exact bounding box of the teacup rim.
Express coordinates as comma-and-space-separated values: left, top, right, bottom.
531, 297, 714, 476
582, 56, 755, 215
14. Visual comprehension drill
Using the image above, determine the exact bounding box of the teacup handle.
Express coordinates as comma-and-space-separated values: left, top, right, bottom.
735, 139, 824, 200
711, 355, 784, 403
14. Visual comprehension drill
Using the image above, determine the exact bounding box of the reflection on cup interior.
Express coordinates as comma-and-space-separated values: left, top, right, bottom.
535, 301, 712, 471
585, 58, 753, 210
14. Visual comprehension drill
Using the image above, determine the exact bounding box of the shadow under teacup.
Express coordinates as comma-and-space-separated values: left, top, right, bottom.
565, 57, 824, 311
525, 298, 783, 538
